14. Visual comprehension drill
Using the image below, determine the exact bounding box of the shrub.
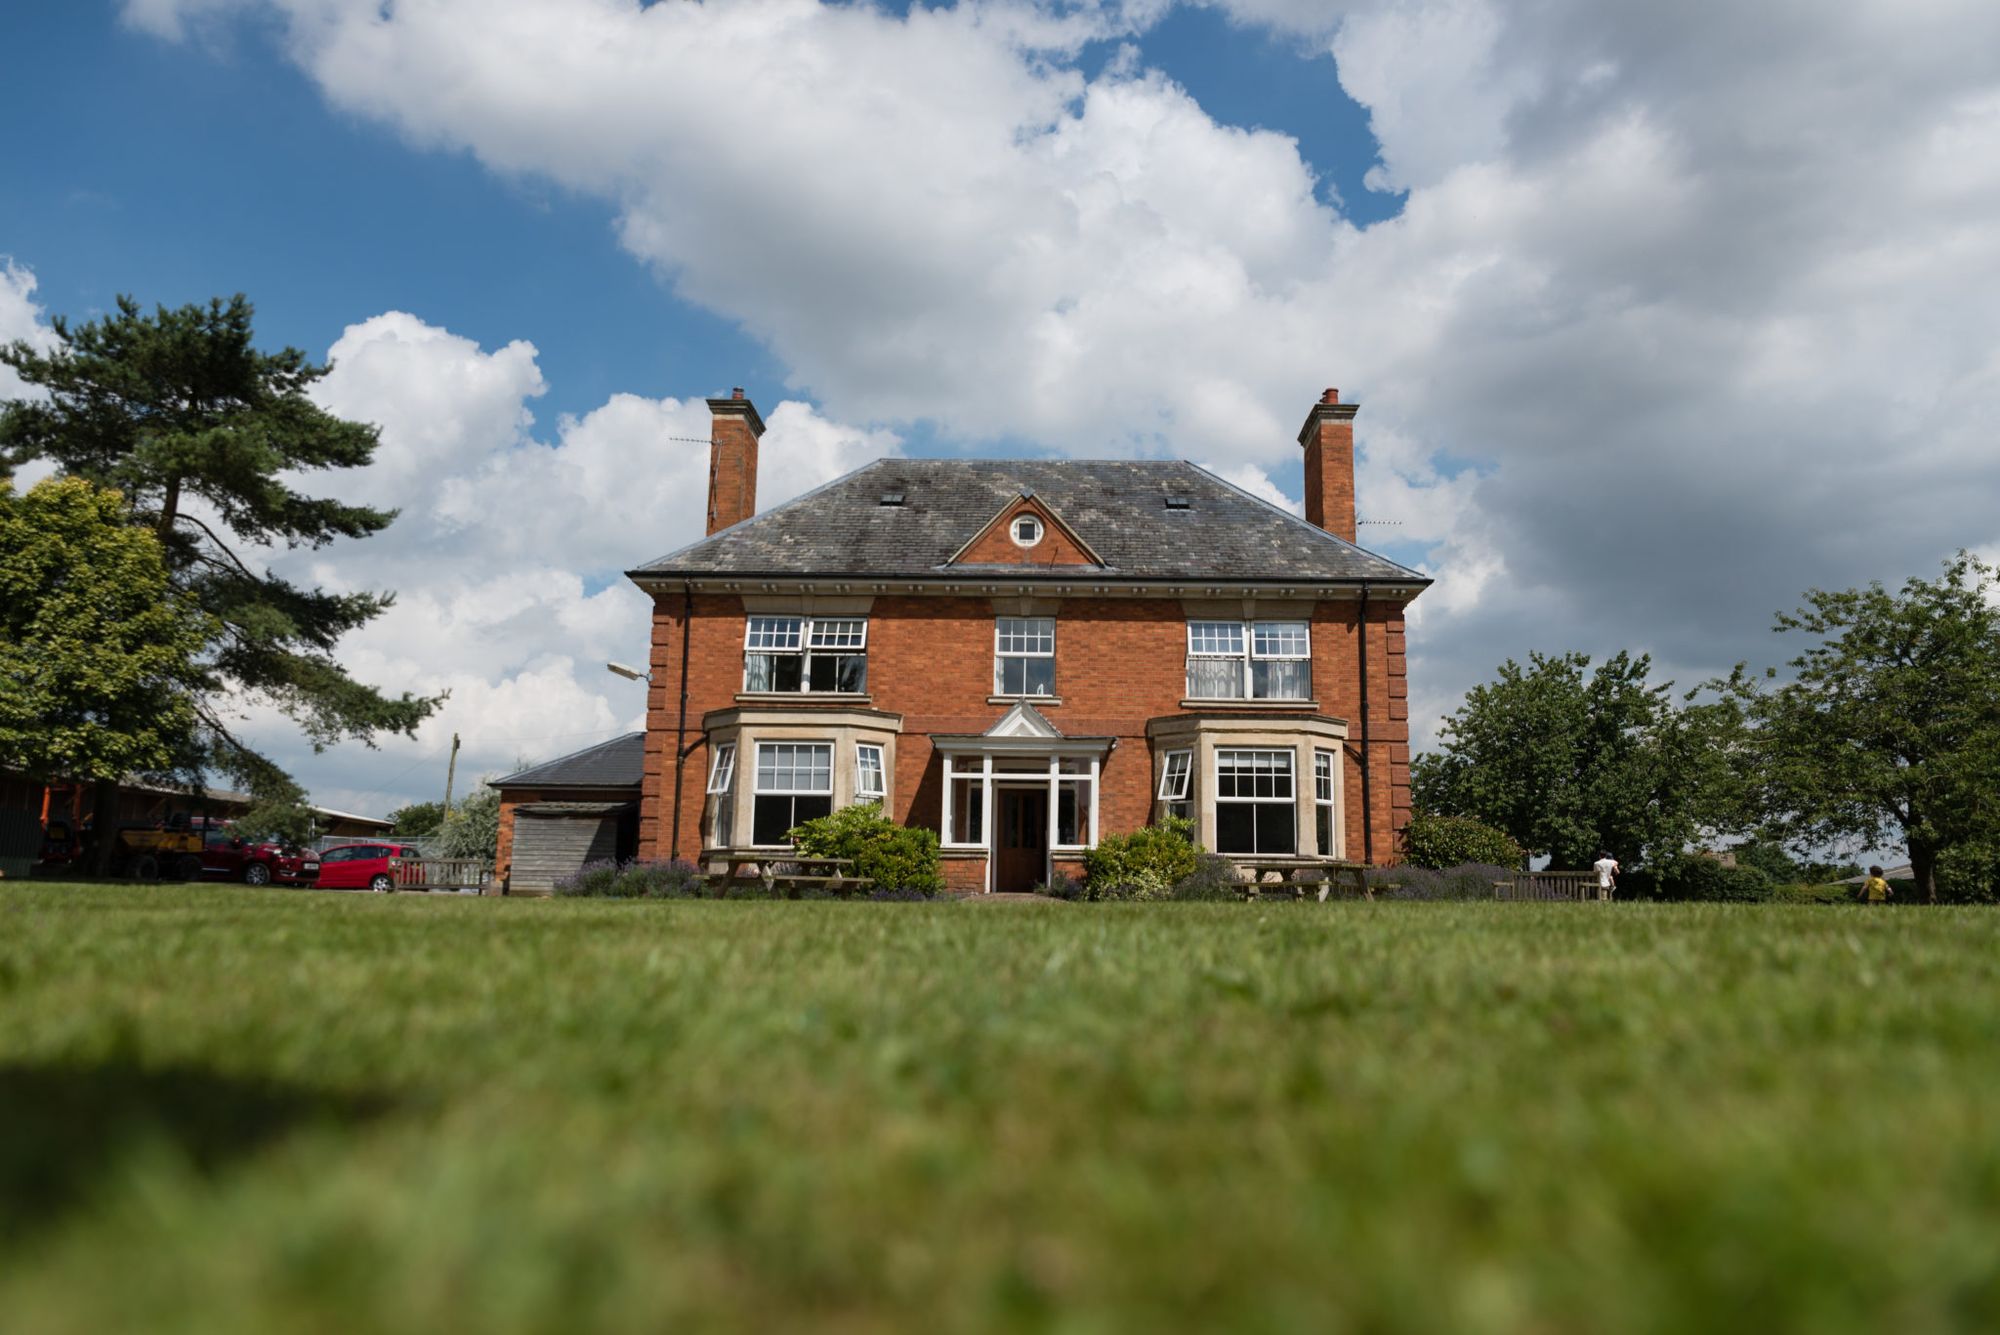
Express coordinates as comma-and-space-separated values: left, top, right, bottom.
614, 859, 704, 899
1082, 818, 1200, 901
1773, 881, 1863, 905
1036, 871, 1085, 901
787, 802, 942, 896
1171, 854, 1244, 902
1654, 854, 1774, 903
1369, 863, 1512, 901
1403, 813, 1522, 871
552, 859, 623, 898
1937, 844, 2000, 904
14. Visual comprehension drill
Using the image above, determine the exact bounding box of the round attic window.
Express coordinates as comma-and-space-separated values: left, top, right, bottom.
1011, 515, 1044, 548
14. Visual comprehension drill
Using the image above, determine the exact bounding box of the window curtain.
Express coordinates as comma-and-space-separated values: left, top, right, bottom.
1187, 657, 1245, 698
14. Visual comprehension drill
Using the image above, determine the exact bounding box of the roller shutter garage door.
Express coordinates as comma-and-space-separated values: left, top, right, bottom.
509, 802, 631, 894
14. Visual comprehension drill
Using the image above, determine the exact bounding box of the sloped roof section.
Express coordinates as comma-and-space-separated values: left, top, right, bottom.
631, 460, 1425, 584
490, 732, 645, 790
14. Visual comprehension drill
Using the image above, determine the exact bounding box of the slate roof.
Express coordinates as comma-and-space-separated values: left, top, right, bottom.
631, 460, 1426, 585
490, 732, 645, 790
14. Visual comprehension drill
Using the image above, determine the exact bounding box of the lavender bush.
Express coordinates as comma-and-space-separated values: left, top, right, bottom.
1368, 863, 1514, 901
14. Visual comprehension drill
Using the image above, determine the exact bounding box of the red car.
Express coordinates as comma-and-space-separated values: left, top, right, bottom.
314, 841, 423, 892
198, 825, 320, 886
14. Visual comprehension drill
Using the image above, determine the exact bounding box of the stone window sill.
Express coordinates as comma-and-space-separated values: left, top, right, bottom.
734, 692, 874, 707
986, 695, 1063, 707
1180, 698, 1320, 711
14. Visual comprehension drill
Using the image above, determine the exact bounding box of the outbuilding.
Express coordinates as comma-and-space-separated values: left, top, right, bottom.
490, 733, 644, 895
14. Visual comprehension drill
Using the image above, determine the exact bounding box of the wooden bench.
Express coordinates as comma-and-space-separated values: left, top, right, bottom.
699, 852, 876, 899
1230, 857, 1372, 902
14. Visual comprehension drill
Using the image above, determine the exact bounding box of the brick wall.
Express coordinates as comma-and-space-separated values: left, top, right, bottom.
638, 591, 1412, 865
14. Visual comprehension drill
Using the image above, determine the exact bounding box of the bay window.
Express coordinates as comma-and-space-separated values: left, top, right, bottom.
994, 617, 1056, 696
1314, 749, 1336, 856
1185, 620, 1311, 700
1158, 749, 1192, 822
855, 743, 886, 801
743, 616, 868, 693
752, 742, 833, 845
706, 742, 737, 847
1214, 748, 1296, 854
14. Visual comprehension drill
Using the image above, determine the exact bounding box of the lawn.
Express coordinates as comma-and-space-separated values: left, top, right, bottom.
2, 885, 1997, 1334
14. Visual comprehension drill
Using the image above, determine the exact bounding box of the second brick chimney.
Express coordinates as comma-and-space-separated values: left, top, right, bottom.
1297, 387, 1358, 542
705, 387, 765, 535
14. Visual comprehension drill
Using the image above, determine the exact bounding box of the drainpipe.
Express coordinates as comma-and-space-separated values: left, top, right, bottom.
1358, 582, 1374, 865
669, 580, 694, 862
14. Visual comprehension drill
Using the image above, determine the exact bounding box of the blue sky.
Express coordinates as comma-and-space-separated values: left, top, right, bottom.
4, 0, 1998, 837
2, 5, 1393, 449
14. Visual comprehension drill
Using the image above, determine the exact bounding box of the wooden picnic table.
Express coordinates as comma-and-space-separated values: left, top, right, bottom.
700, 852, 875, 898
1230, 857, 1372, 902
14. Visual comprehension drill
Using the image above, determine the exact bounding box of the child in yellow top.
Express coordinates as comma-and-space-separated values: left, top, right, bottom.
1862, 865, 1894, 903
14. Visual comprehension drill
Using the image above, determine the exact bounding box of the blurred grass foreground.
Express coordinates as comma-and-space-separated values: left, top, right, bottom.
2, 883, 1997, 1333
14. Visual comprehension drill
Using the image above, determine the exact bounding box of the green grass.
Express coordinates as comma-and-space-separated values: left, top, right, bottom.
2, 884, 1997, 1334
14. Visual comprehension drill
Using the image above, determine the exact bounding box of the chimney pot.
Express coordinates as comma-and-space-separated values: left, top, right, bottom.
1321, 387, 1340, 405
731, 387, 745, 400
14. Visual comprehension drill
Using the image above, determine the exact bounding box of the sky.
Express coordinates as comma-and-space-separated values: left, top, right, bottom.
3, 0, 1999, 826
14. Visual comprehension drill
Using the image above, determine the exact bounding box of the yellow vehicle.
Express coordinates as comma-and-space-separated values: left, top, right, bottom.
111, 822, 205, 881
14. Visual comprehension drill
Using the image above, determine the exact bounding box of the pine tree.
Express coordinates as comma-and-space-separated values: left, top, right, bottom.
0, 294, 440, 803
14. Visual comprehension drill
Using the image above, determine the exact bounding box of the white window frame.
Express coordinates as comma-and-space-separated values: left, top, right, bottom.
1158, 750, 1191, 801
1213, 747, 1299, 855
1314, 748, 1337, 857
1185, 620, 1312, 700
941, 753, 1102, 867
993, 616, 1056, 696
855, 743, 886, 801
1010, 515, 1044, 547
706, 741, 736, 795
742, 615, 870, 694
751, 741, 835, 846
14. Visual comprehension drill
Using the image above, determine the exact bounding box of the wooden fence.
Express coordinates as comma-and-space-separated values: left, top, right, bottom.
391, 857, 492, 893
1495, 870, 1604, 901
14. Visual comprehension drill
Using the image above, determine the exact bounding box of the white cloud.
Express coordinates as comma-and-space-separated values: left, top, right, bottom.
0, 261, 62, 489
120, 0, 2000, 844
226, 311, 899, 812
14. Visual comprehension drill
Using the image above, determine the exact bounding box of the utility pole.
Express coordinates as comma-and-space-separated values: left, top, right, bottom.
442, 732, 461, 814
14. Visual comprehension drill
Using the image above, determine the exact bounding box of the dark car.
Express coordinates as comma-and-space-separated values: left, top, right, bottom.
198, 825, 320, 886
314, 842, 422, 892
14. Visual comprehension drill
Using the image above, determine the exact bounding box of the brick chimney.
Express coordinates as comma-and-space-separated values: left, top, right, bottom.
1297, 386, 1358, 542
704, 387, 765, 535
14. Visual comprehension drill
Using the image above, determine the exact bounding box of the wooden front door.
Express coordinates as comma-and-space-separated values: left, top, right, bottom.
995, 787, 1048, 893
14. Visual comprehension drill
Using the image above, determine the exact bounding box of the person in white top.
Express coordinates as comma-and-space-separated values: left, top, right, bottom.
1592, 851, 1620, 900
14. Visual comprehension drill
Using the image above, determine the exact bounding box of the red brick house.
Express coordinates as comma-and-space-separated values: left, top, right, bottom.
493, 387, 1426, 894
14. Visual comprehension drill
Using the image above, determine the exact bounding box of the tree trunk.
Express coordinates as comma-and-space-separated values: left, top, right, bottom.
156, 474, 181, 540
88, 776, 120, 878
1910, 842, 1939, 905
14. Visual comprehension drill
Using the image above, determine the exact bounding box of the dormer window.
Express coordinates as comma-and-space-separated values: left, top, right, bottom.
743, 615, 868, 693
879, 489, 905, 507
1010, 514, 1044, 547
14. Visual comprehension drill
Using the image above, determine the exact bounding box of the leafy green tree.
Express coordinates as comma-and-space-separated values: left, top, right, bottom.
0, 478, 212, 817
233, 798, 317, 846
1734, 553, 2000, 903
386, 800, 446, 838
1414, 650, 1749, 868
0, 294, 439, 803
438, 788, 500, 861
